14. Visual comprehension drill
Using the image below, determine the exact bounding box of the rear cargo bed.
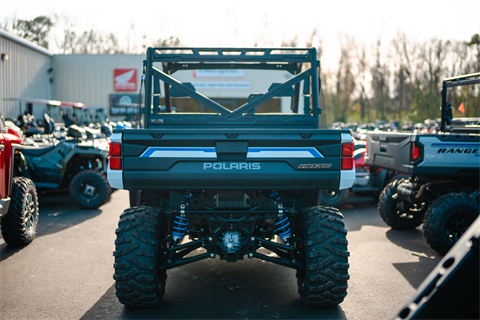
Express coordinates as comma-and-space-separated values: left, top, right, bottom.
365, 131, 480, 177
118, 128, 353, 190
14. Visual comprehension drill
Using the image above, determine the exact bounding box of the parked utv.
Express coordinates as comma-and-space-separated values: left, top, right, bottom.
1, 114, 39, 246
12, 115, 112, 209
365, 73, 480, 255
109, 47, 355, 307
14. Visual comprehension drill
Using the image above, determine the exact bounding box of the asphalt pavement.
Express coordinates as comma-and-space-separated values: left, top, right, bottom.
0, 190, 442, 320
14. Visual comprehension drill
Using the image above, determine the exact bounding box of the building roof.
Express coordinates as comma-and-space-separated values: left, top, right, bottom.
0, 28, 54, 57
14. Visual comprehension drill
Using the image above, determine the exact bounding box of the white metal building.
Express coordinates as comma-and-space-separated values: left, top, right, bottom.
52, 54, 144, 113
0, 29, 53, 119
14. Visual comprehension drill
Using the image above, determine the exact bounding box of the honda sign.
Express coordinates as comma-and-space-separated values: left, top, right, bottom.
114, 68, 137, 92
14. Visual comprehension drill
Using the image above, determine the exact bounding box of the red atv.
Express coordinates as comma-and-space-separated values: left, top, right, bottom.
0, 114, 39, 246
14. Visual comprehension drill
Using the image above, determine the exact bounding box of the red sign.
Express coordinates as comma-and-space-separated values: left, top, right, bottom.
114, 68, 137, 91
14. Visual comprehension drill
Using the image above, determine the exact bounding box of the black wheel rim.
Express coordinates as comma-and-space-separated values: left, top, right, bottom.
445, 211, 475, 243
324, 190, 340, 201
24, 192, 36, 231
78, 180, 100, 201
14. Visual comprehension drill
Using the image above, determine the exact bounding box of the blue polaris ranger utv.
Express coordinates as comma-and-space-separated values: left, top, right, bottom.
366, 72, 480, 255
107, 47, 355, 307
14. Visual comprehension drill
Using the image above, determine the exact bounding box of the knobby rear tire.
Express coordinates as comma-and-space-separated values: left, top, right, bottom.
378, 179, 424, 230
113, 206, 167, 307
1, 177, 39, 246
423, 193, 479, 255
296, 206, 350, 306
320, 189, 349, 208
70, 169, 112, 209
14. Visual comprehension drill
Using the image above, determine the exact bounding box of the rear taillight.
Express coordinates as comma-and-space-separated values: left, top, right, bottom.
342, 158, 353, 170
341, 142, 354, 170
110, 142, 121, 156
109, 142, 122, 170
342, 142, 353, 157
411, 142, 421, 162
110, 157, 122, 170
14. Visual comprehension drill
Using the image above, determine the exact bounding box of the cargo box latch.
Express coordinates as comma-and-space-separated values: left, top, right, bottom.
215, 141, 248, 161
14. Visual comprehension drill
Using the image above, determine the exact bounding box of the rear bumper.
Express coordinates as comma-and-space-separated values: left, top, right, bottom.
123, 167, 340, 190
0, 197, 11, 219
112, 130, 357, 191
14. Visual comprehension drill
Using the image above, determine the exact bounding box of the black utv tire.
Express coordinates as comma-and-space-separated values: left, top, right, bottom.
1, 177, 39, 246
69, 169, 112, 209
113, 206, 167, 307
378, 179, 424, 230
386, 173, 410, 186
320, 189, 349, 208
296, 206, 349, 307
423, 193, 479, 255
369, 173, 409, 201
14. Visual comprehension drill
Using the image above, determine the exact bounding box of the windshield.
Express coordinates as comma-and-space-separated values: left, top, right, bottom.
150, 68, 294, 114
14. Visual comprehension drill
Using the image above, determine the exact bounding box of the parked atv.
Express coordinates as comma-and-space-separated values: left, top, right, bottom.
14, 118, 111, 210
1, 114, 39, 246
366, 73, 480, 254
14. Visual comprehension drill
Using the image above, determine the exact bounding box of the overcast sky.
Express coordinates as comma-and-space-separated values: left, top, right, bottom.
1, 0, 479, 66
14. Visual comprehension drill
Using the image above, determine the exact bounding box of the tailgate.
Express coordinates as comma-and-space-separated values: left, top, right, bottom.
116, 129, 354, 190
365, 132, 414, 175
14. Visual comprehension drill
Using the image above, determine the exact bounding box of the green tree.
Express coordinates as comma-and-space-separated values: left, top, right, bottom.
151, 36, 182, 48
332, 36, 356, 122
371, 39, 390, 121
356, 44, 370, 122
13, 15, 53, 49
467, 34, 480, 70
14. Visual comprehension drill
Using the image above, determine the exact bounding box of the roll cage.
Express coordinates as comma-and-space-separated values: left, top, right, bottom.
142, 47, 323, 129
441, 72, 480, 133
